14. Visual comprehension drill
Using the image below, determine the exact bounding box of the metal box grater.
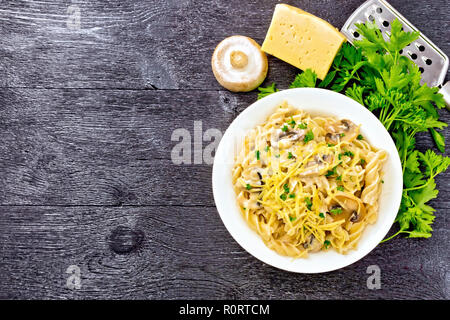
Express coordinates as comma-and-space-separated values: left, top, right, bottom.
341, 0, 450, 107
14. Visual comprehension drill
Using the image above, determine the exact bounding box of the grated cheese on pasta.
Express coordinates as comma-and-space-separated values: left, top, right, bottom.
232, 101, 387, 258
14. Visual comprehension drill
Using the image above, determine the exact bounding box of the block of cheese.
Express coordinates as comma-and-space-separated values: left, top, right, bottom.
262, 4, 346, 80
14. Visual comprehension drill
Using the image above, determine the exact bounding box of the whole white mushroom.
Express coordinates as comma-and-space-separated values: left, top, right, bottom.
211, 36, 268, 92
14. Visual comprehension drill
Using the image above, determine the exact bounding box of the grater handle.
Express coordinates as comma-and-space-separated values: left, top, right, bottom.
439, 82, 450, 111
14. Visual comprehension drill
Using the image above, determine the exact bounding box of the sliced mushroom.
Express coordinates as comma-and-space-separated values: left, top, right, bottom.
298, 154, 333, 177
237, 191, 260, 210
271, 129, 305, 149
322, 154, 333, 162
302, 234, 322, 252
339, 120, 352, 131
280, 130, 304, 140
349, 211, 360, 222
328, 193, 366, 223
325, 119, 359, 143
241, 164, 264, 186
257, 172, 265, 185
325, 132, 339, 144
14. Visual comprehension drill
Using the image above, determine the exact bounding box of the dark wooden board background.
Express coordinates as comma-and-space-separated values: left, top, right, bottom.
0, 0, 448, 300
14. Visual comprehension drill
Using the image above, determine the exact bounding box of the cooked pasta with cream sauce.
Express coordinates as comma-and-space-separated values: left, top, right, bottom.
232, 101, 387, 257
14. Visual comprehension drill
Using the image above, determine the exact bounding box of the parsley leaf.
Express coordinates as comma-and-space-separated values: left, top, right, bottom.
430, 128, 445, 153
257, 83, 278, 100
405, 150, 420, 173
290, 69, 317, 88
419, 150, 450, 179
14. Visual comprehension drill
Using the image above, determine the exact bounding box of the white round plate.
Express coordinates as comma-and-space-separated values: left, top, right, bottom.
212, 88, 403, 273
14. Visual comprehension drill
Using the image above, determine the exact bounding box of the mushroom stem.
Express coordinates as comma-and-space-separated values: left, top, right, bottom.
230, 50, 248, 69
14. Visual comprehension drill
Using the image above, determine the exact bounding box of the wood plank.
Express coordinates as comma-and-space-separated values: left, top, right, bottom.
0, 0, 447, 90
0, 88, 253, 206
0, 205, 447, 299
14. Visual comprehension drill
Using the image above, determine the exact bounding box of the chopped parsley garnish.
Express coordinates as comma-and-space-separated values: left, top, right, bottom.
340, 133, 345, 138
246, 184, 252, 190
343, 150, 354, 157
298, 122, 308, 129
337, 185, 345, 191
326, 161, 342, 177
283, 183, 290, 194
360, 159, 366, 165
281, 125, 288, 132
289, 193, 296, 199
357, 134, 364, 140
330, 207, 343, 215
255, 150, 260, 160
338, 153, 342, 160
289, 117, 296, 128
319, 212, 325, 219
327, 143, 335, 147
325, 169, 335, 177
265, 146, 270, 152
288, 152, 294, 159
280, 194, 287, 201
303, 130, 314, 143
336, 175, 342, 181
324, 240, 331, 249
289, 216, 296, 222
305, 197, 313, 210
325, 163, 341, 177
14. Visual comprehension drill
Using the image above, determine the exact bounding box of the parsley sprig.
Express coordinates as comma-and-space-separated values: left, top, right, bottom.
257, 19, 450, 241
257, 82, 278, 99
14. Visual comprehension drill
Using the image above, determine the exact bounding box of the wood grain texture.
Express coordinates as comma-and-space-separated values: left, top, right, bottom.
0, 206, 448, 299
0, 0, 449, 300
0, 0, 447, 90
0, 88, 247, 206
